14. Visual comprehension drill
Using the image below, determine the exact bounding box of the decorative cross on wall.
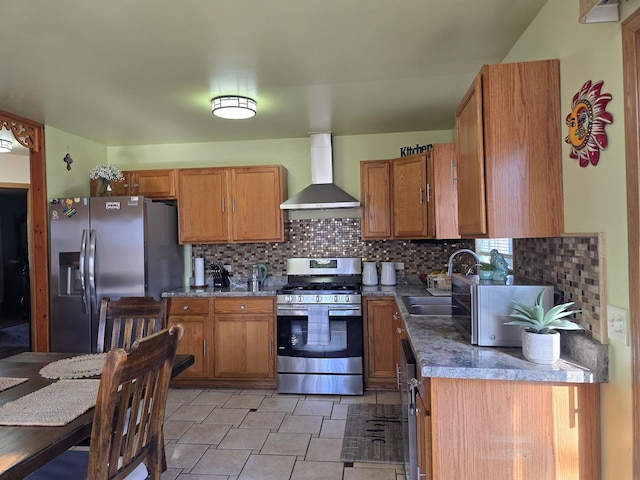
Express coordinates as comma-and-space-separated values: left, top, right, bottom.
63, 153, 73, 170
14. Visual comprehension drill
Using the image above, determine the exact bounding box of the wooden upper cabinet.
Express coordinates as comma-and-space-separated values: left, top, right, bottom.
178, 168, 229, 243
91, 169, 177, 199
455, 59, 564, 238
178, 165, 286, 244
230, 166, 286, 242
362, 151, 455, 240
432, 143, 460, 239
360, 160, 392, 239
393, 154, 434, 238
126, 169, 177, 199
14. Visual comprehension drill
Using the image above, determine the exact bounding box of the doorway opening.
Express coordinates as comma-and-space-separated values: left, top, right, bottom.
0, 187, 31, 358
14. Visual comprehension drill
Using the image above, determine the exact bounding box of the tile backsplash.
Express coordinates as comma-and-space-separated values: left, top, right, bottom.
191, 219, 604, 341
513, 233, 604, 342
192, 218, 473, 277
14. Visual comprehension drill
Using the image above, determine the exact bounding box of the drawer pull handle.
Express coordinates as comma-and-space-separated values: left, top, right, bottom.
396, 327, 404, 334
183, 305, 189, 311
240, 304, 245, 310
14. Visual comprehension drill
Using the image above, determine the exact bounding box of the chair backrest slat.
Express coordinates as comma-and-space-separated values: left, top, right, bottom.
97, 297, 169, 353
88, 325, 183, 479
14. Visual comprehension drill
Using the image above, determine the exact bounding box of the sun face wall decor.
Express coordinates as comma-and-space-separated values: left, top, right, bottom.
565, 80, 613, 167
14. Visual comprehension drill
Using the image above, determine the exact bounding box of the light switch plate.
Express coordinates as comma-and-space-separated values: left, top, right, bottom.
607, 304, 629, 345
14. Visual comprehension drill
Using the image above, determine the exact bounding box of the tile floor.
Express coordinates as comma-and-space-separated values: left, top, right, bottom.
161, 387, 406, 480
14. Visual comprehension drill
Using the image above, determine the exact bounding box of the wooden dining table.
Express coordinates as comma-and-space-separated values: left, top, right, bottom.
0, 351, 194, 479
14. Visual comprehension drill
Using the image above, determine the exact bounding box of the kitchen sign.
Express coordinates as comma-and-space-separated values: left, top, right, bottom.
400, 143, 432, 157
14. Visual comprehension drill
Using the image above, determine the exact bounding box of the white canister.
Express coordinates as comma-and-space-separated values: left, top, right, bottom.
380, 262, 397, 286
362, 261, 378, 286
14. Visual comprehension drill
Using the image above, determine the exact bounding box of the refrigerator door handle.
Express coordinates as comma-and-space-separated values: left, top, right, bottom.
88, 228, 98, 311
79, 229, 89, 314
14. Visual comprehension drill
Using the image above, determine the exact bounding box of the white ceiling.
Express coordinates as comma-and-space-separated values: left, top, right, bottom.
1, 0, 547, 147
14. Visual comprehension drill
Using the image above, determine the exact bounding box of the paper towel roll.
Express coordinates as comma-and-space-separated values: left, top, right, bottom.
194, 257, 205, 287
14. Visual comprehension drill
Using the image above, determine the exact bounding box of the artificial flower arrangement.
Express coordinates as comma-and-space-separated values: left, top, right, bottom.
89, 164, 124, 182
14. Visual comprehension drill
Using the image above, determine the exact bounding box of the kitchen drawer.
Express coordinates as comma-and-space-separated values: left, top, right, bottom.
214, 297, 274, 314
169, 298, 210, 315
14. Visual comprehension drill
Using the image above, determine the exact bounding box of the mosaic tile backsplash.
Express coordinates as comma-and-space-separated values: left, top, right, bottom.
192, 218, 473, 277
513, 234, 604, 342
191, 219, 603, 341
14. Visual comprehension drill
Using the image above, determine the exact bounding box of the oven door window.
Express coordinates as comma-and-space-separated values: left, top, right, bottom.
277, 315, 363, 358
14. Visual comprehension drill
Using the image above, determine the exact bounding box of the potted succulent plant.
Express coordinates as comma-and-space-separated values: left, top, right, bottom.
504, 290, 583, 364
478, 262, 494, 280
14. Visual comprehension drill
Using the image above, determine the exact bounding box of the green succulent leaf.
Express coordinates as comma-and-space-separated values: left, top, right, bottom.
504, 289, 584, 334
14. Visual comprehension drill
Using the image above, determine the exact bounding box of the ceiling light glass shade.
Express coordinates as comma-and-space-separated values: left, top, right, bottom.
0, 139, 12, 153
211, 96, 257, 119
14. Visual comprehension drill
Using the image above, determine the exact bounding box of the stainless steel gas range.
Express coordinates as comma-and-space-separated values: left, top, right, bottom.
276, 257, 363, 395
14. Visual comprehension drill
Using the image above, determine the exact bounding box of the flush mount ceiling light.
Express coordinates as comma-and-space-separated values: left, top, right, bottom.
211, 95, 257, 119
0, 139, 12, 153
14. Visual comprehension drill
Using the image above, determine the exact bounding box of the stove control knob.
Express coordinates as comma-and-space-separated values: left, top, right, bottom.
334, 295, 338, 303
345, 295, 350, 303
297, 295, 304, 303
315, 295, 321, 303
286, 295, 292, 303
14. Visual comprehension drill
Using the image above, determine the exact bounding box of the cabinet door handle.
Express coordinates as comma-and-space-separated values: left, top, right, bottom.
221, 197, 225, 213
396, 363, 401, 388
232, 198, 236, 213
203, 339, 207, 357
419, 187, 424, 205
426, 183, 432, 202
451, 159, 457, 184
240, 304, 245, 310
396, 327, 404, 334
269, 339, 273, 357
182, 305, 189, 311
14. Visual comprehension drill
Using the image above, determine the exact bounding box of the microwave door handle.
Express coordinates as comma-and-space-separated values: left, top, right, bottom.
88, 228, 98, 311
79, 229, 89, 314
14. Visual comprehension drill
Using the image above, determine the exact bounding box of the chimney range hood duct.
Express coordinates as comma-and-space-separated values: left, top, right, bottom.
280, 133, 360, 210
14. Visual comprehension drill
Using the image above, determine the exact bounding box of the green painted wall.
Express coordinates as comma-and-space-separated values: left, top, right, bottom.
106, 130, 453, 200
504, 0, 640, 477
45, 126, 107, 198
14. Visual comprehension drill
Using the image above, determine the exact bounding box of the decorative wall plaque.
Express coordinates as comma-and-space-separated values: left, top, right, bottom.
564, 80, 613, 167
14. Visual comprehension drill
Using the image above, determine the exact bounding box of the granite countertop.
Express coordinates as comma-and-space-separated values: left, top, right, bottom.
162, 275, 608, 384
362, 281, 608, 384
162, 277, 286, 298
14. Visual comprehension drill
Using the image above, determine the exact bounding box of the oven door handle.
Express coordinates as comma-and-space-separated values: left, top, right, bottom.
276, 307, 362, 316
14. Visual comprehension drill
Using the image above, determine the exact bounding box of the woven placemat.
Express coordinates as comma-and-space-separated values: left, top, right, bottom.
0, 379, 100, 426
0, 377, 28, 393
39, 353, 107, 380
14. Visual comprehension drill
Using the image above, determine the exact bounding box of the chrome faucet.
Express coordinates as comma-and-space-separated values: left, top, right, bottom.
447, 249, 481, 276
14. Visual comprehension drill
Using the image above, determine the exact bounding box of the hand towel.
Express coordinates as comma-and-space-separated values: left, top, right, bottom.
307, 305, 331, 346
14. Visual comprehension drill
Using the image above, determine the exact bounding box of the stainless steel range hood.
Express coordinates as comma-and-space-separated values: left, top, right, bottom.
280, 133, 360, 210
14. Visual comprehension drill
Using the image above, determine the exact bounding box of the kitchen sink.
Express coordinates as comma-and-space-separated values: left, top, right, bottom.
401, 295, 463, 316
407, 304, 465, 316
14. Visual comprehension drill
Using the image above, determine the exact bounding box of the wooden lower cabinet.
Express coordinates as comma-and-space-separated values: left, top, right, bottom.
364, 297, 404, 389
421, 377, 600, 479
168, 296, 276, 387
168, 298, 212, 380
213, 297, 275, 382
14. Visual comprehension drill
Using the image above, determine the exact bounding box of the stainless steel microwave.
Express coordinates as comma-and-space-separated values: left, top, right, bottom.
451, 274, 554, 347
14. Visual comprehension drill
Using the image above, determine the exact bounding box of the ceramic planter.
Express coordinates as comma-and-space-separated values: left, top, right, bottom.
521, 330, 560, 364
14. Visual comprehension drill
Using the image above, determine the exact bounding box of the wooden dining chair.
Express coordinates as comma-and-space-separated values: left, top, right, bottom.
97, 296, 170, 353
27, 324, 184, 480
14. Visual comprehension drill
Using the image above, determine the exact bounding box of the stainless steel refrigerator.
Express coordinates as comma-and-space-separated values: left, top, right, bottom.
48, 196, 184, 353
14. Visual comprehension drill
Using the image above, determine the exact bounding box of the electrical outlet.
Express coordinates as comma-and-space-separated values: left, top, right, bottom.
607, 304, 629, 345
395, 262, 404, 270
